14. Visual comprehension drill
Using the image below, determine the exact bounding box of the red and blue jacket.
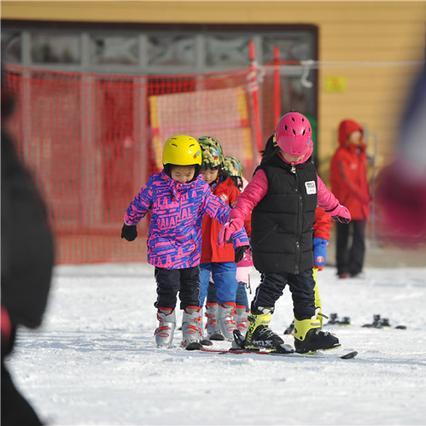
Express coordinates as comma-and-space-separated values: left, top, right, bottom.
201, 176, 241, 263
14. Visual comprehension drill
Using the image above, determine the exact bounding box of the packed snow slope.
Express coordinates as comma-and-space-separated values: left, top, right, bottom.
7, 264, 426, 425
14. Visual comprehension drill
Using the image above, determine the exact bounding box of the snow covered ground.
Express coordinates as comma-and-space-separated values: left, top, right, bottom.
7, 264, 426, 425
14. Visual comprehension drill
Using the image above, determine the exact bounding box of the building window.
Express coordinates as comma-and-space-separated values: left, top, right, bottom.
262, 33, 314, 63
147, 34, 196, 66
205, 34, 250, 67
2, 31, 22, 63
31, 33, 81, 64
90, 35, 139, 65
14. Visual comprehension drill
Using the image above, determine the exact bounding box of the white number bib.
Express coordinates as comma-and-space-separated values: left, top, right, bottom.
305, 181, 317, 195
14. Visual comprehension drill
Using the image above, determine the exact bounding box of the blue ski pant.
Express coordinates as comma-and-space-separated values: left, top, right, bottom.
199, 262, 238, 306
207, 281, 249, 309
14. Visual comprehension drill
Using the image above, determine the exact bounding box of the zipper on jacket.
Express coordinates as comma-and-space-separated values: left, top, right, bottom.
294, 167, 302, 274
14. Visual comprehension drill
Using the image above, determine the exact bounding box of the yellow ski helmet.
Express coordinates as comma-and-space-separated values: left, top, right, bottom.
162, 135, 202, 166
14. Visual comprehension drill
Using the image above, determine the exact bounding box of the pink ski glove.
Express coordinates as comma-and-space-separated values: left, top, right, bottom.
328, 204, 351, 224
218, 218, 244, 246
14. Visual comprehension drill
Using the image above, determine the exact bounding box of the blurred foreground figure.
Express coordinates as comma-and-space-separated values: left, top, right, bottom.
376, 66, 426, 244
1, 67, 55, 425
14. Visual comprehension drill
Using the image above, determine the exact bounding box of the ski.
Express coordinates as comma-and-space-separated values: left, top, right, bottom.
198, 346, 358, 359
230, 329, 357, 359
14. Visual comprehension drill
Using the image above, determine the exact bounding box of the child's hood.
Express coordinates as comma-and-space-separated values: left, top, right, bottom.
338, 119, 364, 146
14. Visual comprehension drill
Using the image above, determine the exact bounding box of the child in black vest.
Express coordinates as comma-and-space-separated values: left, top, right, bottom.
220, 112, 351, 353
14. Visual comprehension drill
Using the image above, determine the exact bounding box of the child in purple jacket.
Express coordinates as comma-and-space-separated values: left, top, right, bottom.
121, 135, 249, 350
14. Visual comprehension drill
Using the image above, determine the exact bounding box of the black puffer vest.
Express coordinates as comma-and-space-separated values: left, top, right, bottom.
251, 154, 317, 274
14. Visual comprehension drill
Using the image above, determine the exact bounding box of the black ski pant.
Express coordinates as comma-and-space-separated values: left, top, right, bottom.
336, 220, 366, 276
1, 363, 43, 426
154, 266, 200, 310
251, 268, 316, 320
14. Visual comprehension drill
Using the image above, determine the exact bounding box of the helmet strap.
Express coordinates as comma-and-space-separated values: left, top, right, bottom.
163, 164, 172, 177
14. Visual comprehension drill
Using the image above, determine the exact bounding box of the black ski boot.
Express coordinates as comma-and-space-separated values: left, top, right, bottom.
242, 307, 293, 353
294, 318, 340, 353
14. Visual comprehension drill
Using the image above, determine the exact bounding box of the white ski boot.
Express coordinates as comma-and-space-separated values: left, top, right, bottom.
218, 302, 237, 341
181, 306, 203, 350
205, 302, 225, 341
235, 305, 249, 336
154, 308, 176, 348
199, 310, 213, 346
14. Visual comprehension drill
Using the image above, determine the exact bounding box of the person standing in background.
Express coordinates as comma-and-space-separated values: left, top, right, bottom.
330, 119, 370, 279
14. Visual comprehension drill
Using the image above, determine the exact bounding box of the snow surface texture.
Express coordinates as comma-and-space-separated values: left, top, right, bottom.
7, 264, 426, 425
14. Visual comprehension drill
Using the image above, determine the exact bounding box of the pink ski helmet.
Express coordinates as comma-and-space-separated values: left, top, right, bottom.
275, 112, 313, 164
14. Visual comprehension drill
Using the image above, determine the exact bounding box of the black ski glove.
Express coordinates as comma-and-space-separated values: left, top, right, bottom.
121, 224, 137, 241
235, 245, 249, 263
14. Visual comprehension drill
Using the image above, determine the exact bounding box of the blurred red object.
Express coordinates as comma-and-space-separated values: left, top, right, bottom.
375, 65, 426, 245
376, 162, 426, 245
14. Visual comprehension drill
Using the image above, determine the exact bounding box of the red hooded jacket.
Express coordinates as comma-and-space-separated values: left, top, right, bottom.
201, 176, 241, 263
330, 119, 370, 220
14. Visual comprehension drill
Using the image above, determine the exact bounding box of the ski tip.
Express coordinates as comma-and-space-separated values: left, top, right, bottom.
275, 344, 295, 354
340, 350, 358, 359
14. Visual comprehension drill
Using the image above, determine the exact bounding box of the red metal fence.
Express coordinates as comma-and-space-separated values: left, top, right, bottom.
5, 64, 272, 264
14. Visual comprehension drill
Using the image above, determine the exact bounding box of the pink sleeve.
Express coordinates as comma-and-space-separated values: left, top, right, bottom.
230, 169, 268, 221
317, 175, 340, 212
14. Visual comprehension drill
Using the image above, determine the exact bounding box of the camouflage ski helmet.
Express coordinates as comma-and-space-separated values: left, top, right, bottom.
223, 156, 243, 179
198, 136, 224, 168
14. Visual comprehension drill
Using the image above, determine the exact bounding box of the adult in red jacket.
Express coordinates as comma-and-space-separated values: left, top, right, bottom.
330, 119, 370, 278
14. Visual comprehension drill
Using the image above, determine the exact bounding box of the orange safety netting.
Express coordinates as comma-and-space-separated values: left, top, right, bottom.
4, 66, 265, 264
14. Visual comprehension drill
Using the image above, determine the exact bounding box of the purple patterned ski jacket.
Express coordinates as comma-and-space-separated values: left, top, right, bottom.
124, 172, 248, 269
